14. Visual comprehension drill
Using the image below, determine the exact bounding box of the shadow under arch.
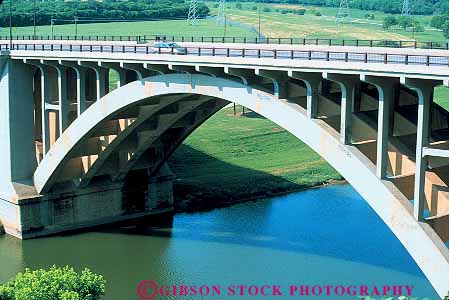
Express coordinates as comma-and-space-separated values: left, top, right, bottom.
33, 73, 449, 297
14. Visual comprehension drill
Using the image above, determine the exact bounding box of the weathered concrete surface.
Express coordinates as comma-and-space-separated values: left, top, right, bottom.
2, 166, 175, 239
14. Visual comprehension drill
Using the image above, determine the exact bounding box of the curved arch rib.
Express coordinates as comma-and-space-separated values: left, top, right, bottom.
33, 74, 449, 297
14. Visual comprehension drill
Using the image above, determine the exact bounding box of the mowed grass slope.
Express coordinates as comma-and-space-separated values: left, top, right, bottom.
168, 107, 341, 208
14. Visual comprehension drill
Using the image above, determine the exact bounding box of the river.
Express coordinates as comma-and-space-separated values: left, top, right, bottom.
0, 185, 441, 299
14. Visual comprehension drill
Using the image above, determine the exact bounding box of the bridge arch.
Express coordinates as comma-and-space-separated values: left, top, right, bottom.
33, 73, 449, 296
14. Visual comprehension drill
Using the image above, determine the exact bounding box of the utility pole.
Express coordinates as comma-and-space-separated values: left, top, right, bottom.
33, 0, 36, 39
258, 2, 261, 41
187, 0, 199, 25
75, 16, 78, 37
223, 15, 227, 37
51, 16, 54, 39
336, 0, 351, 24
9, 0, 12, 49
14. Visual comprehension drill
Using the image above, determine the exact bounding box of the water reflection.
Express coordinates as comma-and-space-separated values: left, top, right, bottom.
0, 185, 440, 299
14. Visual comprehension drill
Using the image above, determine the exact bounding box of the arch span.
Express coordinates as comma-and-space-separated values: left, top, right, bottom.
33, 73, 449, 296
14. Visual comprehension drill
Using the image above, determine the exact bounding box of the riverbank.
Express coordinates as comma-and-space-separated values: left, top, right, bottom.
168, 106, 343, 212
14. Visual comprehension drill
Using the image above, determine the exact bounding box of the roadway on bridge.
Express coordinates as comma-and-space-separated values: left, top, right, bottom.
3, 39, 449, 67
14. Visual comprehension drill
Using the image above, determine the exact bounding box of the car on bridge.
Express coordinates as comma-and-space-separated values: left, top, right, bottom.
152, 42, 187, 55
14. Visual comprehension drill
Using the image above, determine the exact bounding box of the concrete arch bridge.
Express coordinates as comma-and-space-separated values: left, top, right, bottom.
0, 40, 448, 297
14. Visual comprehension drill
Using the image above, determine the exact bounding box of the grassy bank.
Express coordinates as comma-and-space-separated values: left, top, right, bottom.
208, 1, 445, 41
168, 107, 342, 210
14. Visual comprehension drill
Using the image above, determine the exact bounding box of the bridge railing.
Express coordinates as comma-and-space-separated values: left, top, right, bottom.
4, 43, 449, 67
0, 35, 449, 50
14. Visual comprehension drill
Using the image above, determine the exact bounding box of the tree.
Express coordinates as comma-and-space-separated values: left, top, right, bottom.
0, 266, 106, 300
431, 14, 449, 29
383, 16, 397, 30
443, 20, 449, 39
398, 16, 413, 29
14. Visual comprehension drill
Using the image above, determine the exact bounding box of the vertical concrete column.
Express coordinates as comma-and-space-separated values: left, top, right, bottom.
289, 71, 321, 118
41, 61, 70, 134
57, 66, 69, 132
402, 78, 437, 221
0, 59, 37, 187
25, 61, 53, 153
99, 61, 126, 88
121, 62, 153, 81
79, 61, 109, 101
60, 61, 88, 116
255, 69, 289, 99
361, 75, 397, 179
323, 73, 359, 145
76, 67, 87, 115
97, 67, 108, 100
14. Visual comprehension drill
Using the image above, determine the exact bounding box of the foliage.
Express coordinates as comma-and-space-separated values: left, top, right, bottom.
0, 266, 106, 300
0, 0, 210, 27
383, 15, 397, 29
252, 6, 258, 10
444, 20, 449, 39
314, 11, 322, 16
235, 3, 243, 9
398, 16, 413, 29
263, 7, 272, 12
431, 14, 449, 29
364, 13, 375, 19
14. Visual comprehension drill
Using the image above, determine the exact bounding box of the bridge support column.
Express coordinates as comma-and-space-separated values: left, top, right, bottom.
148, 164, 176, 210
361, 75, 397, 179
289, 71, 321, 118
60, 61, 88, 116
323, 73, 359, 145
402, 78, 438, 221
79, 62, 108, 101
256, 69, 289, 99
0, 58, 41, 236
99, 61, 127, 88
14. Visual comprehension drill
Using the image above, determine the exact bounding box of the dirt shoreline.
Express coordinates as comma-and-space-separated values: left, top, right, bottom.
174, 179, 347, 213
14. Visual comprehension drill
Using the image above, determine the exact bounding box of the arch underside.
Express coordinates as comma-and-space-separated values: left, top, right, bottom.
33, 73, 449, 297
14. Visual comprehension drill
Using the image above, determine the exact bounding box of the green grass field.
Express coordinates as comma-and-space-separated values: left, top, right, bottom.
208, 1, 446, 42
168, 107, 341, 209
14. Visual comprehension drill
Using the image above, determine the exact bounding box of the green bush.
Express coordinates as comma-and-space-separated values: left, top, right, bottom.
0, 266, 106, 300
252, 6, 258, 11
235, 3, 242, 9
314, 11, 322, 16
383, 15, 397, 29
281, 9, 288, 14
263, 7, 271, 12
296, 9, 306, 15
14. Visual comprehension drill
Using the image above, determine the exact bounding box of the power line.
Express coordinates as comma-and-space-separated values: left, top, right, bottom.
336, 0, 352, 25
187, 0, 199, 25
216, 0, 225, 25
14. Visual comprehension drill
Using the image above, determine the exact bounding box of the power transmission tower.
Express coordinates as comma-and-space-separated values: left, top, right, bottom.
188, 0, 200, 25
401, 0, 411, 17
216, 0, 226, 25
336, 0, 352, 24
